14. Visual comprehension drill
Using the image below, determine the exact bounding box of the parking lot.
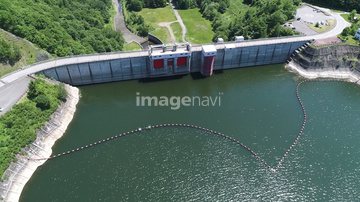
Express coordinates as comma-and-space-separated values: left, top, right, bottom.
288, 5, 335, 36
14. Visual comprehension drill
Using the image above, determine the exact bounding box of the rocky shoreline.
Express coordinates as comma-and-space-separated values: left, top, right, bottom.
0, 84, 79, 202
286, 60, 360, 82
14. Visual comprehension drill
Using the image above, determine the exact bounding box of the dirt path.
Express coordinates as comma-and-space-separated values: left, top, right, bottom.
156, 2, 187, 43
171, 2, 187, 42
112, 0, 146, 44
157, 21, 177, 43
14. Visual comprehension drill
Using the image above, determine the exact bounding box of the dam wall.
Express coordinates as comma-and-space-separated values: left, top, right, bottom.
33, 38, 310, 86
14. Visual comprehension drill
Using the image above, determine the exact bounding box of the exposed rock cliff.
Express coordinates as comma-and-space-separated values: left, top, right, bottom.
292, 45, 360, 71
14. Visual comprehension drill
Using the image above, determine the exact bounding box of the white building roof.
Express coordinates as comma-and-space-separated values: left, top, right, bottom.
202, 45, 217, 53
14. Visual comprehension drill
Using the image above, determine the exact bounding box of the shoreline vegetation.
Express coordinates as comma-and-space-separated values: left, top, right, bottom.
0, 77, 67, 176
0, 78, 80, 201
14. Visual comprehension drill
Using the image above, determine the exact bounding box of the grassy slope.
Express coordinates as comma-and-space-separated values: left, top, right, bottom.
341, 13, 360, 23
139, 5, 177, 25
0, 29, 48, 78
151, 27, 172, 43
177, 9, 213, 44
170, 22, 183, 42
123, 42, 142, 51
138, 5, 176, 43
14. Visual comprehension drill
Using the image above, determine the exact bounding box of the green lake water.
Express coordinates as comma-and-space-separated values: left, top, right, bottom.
20, 64, 360, 201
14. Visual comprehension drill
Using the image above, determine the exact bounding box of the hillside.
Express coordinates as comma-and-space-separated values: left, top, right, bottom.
0, 29, 51, 78
0, 0, 124, 57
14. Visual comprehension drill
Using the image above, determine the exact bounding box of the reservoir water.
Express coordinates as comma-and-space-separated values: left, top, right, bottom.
20, 64, 360, 201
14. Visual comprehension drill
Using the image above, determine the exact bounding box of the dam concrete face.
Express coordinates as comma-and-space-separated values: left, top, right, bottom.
36, 39, 309, 85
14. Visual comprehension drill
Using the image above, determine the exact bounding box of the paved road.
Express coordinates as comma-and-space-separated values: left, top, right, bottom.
0, 4, 352, 116
0, 77, 30, 116
309, 6, 351, 40
112, 0, 147, 44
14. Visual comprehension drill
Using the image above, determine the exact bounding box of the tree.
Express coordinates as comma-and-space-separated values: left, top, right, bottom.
35, 95, 51, 110
342, 27, 351, 36
27, 80, 40, 100
56, 83, 68, 101
0, 40, 11, 60
128, 0, 142, 12
350, 9, 357, 22
218, 1, 228, 14
9, 43, 21, 61
270, 23, 281, 37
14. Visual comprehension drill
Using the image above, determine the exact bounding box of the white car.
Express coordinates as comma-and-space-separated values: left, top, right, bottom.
0, 107, 3, 112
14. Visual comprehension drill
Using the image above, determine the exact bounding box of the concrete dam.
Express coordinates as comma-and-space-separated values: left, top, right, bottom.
2, 36, 310, 86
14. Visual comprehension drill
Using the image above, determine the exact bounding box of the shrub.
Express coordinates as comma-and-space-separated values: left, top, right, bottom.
27, 80, 41, 100
128, 0, 142, 11
35, 95, 51, 110
56, 83, 68, 101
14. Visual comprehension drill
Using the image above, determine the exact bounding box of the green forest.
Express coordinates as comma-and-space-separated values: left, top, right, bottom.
0, 78, 67, 177
303, 0, 360, 12
0, 0, 125, 57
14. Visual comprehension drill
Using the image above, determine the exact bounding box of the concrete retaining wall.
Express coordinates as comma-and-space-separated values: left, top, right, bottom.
148, 33, 163, 45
